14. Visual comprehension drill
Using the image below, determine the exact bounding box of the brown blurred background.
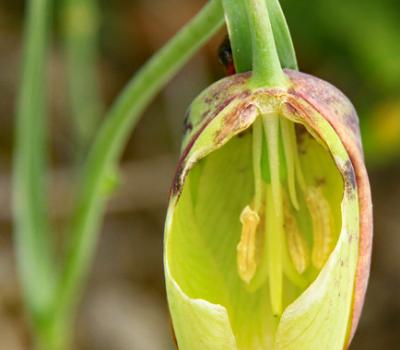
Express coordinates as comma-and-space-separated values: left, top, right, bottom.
0, 0, 399, 349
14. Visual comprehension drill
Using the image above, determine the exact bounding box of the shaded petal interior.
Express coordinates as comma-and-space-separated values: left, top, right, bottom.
167, 118, 344, 349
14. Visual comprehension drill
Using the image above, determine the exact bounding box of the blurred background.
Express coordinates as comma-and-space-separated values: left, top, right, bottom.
0, 0, 399, 349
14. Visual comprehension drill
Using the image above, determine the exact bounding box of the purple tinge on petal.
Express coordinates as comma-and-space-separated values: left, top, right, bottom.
172, 70, 372, 347
286, 69, 373, 346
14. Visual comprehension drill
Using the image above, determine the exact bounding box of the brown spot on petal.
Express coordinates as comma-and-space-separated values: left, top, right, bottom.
171, 117, 214, 197
237, 129, 251, 138
286, 69, 364, 157
173, 85, 252, 198
284, 101, 298, 116
282, 70, 372, 345
214, 103, 257, 145
343, 160, 357, 192
183, 109, 193, 136
200, 90, 252, 127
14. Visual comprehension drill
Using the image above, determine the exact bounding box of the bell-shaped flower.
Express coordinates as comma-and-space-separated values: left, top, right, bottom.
164, 69, 372, 350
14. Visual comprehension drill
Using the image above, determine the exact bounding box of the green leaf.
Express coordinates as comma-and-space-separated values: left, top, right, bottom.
50, 0, 225, 340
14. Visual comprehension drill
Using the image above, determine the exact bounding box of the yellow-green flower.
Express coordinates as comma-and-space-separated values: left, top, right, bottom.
164, 70, 372, 350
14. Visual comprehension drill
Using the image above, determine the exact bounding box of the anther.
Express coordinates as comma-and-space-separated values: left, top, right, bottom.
284, 208, 309, 274
305, 187, 334, 269
237, 206, 260, 284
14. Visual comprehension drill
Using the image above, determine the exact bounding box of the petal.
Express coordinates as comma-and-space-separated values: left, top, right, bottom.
165, 70, 372, 349
285, 70, 373, 342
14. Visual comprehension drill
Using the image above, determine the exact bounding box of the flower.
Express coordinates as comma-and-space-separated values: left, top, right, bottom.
164, 69, 372, 350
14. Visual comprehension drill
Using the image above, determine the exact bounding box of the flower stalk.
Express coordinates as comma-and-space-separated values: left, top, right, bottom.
14, 0, 225, 348
50, 0, 225, 338
62, 0, 103, 152
13, 0, 55, 330
243, 0, 288, 88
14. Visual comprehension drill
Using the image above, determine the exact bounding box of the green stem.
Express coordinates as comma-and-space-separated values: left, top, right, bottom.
62, 0, 103, 153
266, 0, 298, 70
51, 0, 224, 330
13, 0, 55, 323
222, 0, 252, 72
223, 0, 298, 74
243, 0, 287, 88
34, 322, 70, 350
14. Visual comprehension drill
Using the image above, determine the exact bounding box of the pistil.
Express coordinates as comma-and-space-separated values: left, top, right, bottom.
263, 114, 283, 316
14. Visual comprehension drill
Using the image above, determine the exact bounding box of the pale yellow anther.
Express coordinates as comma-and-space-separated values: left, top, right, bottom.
284, 209, 309, 274
237, 206, 260, 284
306, 187, 334, 269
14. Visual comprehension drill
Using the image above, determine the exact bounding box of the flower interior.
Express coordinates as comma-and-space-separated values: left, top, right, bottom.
167, 111, 344, 349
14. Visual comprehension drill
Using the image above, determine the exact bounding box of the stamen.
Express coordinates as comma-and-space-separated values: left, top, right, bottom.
252, 119, 263, 211
281, 118, 300, 210
284, 207, 309, 274
263, 114, 283, 316
289, 122, 307, 192
305, 187, 334, 269
237, 120, 264, 284
237, 206, 260, 284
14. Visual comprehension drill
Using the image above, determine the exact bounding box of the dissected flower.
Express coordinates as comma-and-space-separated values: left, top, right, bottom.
164, 69, 372, 350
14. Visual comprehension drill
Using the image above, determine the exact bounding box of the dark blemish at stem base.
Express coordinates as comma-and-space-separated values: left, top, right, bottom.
237, 128, 251, 138
218, 36, 235, 76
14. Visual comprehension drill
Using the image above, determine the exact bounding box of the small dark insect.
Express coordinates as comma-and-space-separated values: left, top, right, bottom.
218, 36, 236, 76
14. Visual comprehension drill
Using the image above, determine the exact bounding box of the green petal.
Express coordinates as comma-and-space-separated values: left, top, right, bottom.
275, 113, 359, 350
165, 268, 237, 349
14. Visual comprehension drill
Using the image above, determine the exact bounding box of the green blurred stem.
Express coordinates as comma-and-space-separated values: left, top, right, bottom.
62, 0, 103, 153
13, 0, 57, 347
243, 0, 287, 88
49, 0, 225, 335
